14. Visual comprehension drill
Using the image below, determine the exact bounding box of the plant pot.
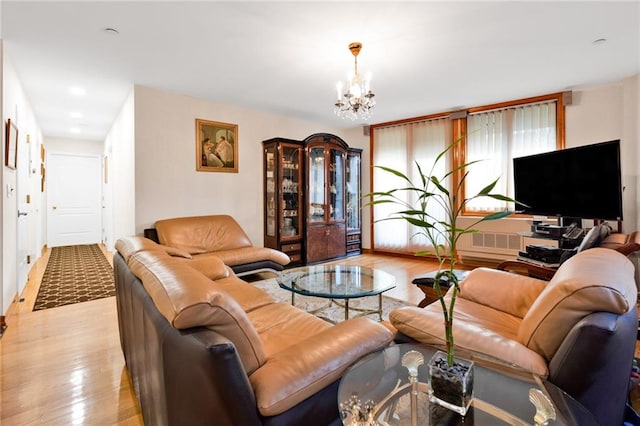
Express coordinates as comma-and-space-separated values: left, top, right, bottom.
428, 350, 474, 416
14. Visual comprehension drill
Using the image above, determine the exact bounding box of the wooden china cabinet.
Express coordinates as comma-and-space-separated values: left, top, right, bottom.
262, 138, 304, 266
303, 133, 348, 264
262, 133, 361, 266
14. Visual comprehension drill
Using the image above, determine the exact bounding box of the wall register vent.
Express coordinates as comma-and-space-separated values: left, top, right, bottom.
472, 232, 521, 251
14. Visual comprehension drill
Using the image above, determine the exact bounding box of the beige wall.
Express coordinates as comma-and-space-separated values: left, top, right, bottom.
566, 79, 638, 233
132, 85, 352, 245
129, 78, 639, 259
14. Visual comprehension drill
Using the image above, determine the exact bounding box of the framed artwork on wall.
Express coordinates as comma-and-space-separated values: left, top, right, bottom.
5, 118, 18, 169
195, 119, 238, 173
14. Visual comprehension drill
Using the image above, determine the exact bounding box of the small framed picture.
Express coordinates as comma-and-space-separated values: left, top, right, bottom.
5, 118, 18, 169
195, 119, 238, 173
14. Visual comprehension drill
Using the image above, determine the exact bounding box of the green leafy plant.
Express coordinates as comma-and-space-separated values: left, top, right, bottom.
366, 139, 521, 366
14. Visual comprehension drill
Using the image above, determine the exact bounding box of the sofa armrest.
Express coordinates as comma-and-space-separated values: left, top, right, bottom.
614, 242, 640, 256
497, 260, 557, 280
248, 317, 393, 416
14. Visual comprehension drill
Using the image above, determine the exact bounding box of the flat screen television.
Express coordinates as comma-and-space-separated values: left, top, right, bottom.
513, 140, 623, 220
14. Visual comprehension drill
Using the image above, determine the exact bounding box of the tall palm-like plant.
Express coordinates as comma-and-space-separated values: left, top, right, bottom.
367, 139, 520, 366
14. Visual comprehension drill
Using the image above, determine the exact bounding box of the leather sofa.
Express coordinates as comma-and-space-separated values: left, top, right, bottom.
146, 214, 291, 276
114, 236, 393, 426
390, 247, 638, 426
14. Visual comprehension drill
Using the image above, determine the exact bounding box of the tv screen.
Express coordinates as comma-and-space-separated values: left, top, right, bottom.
513, 140, 623, 220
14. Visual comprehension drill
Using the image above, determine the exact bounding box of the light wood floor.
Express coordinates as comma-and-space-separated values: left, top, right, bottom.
0, 248, 438, 425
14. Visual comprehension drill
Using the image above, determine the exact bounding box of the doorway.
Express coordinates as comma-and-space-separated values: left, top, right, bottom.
46, 152, 102, 247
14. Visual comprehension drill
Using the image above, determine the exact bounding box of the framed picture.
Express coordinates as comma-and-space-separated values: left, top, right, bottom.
196, 119, 238, 173
5, 118, 18, 169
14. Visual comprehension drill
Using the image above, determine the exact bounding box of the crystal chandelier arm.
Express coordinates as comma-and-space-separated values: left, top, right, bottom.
334, 41, 375, 121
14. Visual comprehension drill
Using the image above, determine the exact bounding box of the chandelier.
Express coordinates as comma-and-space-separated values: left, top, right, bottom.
334, 42, 376, 121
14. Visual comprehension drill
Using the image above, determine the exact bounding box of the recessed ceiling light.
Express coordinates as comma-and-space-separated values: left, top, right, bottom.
104, 27, 120, 36
592, 38, 607, 45
69, 86, 86, 96
70, 112, 83, 119
69, 127, 81, 134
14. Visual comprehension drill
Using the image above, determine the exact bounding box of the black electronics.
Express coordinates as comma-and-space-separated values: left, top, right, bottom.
518, 251, 561, 265
513, 140, 623, 220
526, 245, 563, 257
533, 223, 567, 237
518, 244, 564, 266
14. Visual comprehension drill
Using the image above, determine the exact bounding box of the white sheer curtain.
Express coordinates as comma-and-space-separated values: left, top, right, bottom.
465, 101, 557, 211
372, 118, 450, 253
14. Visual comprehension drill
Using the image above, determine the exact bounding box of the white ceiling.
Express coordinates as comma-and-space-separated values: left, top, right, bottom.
2, 1, 639, 142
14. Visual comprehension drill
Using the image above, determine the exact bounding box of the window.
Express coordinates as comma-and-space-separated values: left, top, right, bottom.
465, 99, 559, 212
370, 93, 565, 254
371, 116, 451, 253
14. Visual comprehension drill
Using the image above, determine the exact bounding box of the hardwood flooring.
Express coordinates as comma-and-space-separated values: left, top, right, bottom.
0, 249, 438, 425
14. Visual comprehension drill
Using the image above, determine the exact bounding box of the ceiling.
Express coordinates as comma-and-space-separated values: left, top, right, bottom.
2, 1, 639, 142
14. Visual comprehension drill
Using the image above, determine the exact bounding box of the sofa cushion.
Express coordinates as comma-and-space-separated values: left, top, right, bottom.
127, 250, 266, 374
390, 297, 549, 376
249, 317, 393, 416
518, 247, 636, 361
211, 276, 277, 312
155, 215, 253, 254
459, 267, 548, 319
247, 302, 332, 358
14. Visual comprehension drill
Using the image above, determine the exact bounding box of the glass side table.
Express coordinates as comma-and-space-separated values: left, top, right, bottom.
338, 343, 598, 426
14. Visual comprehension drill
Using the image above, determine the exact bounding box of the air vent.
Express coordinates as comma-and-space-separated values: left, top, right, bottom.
472, 232, 520, 250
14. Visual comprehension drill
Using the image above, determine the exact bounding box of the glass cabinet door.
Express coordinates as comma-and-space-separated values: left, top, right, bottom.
265, 146, 277, 237
280, 145, 301, 238
329, 149, 344, 221
309, 146, 325, 223
346, 152, 360, 231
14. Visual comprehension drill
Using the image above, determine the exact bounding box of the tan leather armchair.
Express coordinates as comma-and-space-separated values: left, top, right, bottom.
391, 248, 638, 426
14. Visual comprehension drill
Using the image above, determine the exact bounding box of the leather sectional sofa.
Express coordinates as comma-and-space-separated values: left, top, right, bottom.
114, 236, 393, 426
145, 214, 291, 276
391, 247, 638, 426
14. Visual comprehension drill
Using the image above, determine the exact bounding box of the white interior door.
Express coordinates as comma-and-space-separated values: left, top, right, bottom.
47, 153, 102, 247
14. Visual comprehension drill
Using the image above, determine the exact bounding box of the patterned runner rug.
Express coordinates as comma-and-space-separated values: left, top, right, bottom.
33, 244, 115, 311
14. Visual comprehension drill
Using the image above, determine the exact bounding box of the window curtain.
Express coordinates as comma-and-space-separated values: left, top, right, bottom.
372, 118, 451, 253
465, 101, 557, 211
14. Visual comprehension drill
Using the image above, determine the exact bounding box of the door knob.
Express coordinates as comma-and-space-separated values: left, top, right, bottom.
52, 205, 57, 210
18, 211, 28, 217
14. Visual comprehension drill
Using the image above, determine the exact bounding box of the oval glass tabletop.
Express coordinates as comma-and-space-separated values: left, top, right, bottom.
276, 264, 396, 299
338, 343, 598, 426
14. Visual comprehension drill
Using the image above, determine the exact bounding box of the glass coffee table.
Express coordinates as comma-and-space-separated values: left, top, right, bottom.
338, 343, 597, 425
276, 264, 396, 321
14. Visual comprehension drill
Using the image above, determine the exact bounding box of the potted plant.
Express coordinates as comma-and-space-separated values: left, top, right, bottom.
366, 138, 520, 415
